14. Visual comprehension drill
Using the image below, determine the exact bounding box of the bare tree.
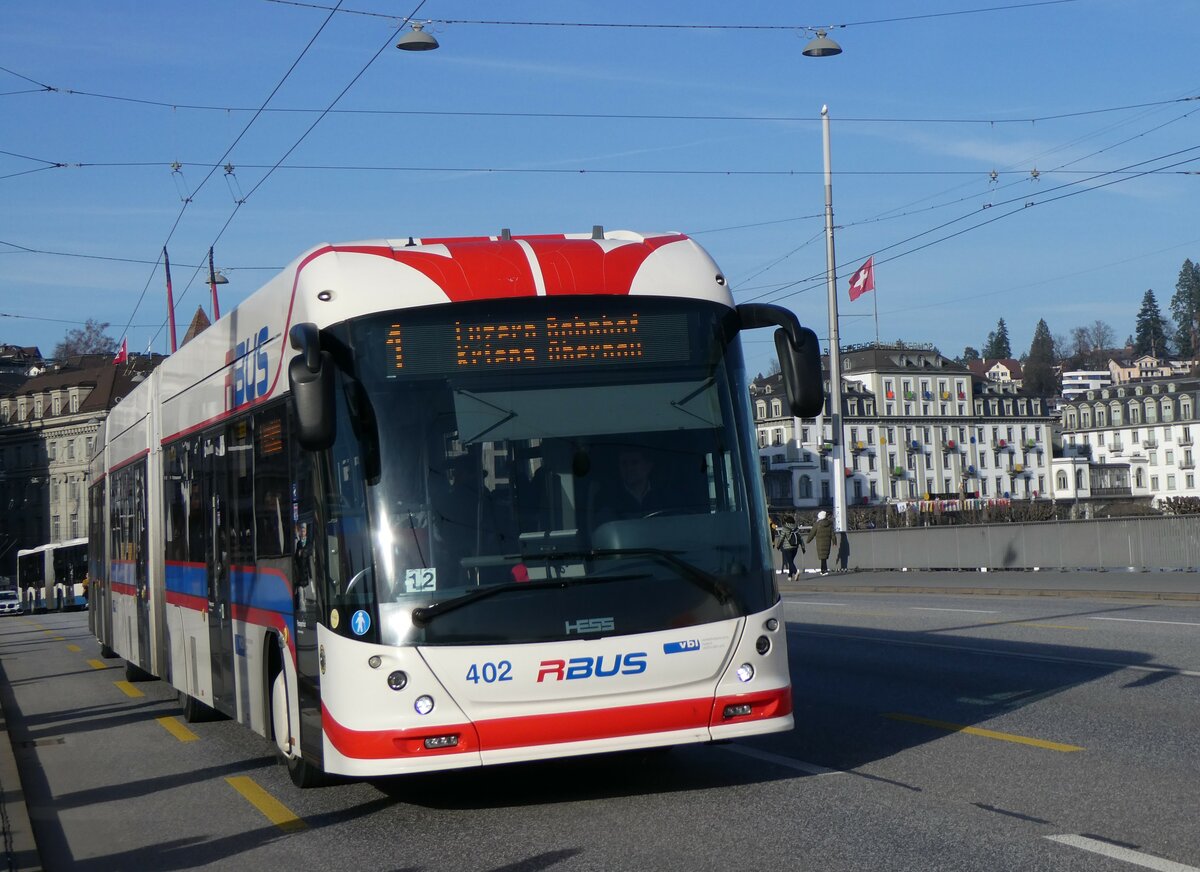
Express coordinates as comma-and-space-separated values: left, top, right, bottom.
53, 318, 118, 360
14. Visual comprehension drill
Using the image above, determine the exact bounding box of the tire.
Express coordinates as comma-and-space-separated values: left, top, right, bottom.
124, 660, 154, 682
99, 643, 119, 659
271, 672, 326, 788
179, 691, 220, 723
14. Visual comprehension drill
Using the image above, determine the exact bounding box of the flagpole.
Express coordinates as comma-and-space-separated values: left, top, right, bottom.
164, 246, 178, 353
873, 286, 880, 348
821, 105, 848, 536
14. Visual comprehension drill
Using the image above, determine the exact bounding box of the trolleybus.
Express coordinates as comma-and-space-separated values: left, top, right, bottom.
16, 537, 88, 611
87, 228, 822, 787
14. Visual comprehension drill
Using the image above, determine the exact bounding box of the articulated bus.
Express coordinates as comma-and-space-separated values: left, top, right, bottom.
87, 228, 822, 787
16, 538, 88, 611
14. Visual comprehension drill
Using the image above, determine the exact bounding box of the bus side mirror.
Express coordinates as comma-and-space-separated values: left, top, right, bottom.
288, 322, 336, 451
736, 303, 824, 418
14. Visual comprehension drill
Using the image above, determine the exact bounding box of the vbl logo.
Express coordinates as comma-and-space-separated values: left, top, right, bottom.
227, 326, 270, 409
536, 652, 647, 682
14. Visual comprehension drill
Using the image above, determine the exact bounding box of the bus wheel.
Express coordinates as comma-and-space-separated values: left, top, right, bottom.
99, 644, 119, 659
124, 660, 154, 682
179, 691, 219, 723
271, 672, 326, 789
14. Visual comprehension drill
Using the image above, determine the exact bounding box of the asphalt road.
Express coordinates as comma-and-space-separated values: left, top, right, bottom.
1, 593, 1197, 871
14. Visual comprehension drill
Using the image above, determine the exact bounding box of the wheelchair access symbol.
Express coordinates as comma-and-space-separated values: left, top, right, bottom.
350, 609, 371, 636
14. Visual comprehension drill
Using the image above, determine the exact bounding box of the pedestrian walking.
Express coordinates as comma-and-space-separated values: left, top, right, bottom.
774, 513, 804, 580
805, 510, 836, 575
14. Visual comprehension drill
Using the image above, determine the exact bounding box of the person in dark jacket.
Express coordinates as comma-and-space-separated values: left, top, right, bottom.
774, 514, 804, 580
805, 510, 836, 575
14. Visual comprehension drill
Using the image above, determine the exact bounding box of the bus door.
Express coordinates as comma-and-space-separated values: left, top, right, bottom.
133, 467, 152, 669
205, 430, 236, 714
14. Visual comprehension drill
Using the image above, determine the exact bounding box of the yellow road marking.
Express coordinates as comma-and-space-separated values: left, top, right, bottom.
114, 681, 144, 698
87, 659, 108, 670
52, 636, 65, 641
225, 776, 306, 832
155, 716, 199, 743
884, 712, 1083, 752
67, 644, 81, 652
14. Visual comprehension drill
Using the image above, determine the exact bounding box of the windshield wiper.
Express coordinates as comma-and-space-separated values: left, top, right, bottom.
411, 574, 638, 627
591, 548, 736, 606
411, 549, 738, 627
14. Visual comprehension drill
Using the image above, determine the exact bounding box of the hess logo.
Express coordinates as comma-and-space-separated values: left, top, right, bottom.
536, 653, 647, 682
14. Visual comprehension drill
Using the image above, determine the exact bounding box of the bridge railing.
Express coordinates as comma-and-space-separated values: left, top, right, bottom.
841, 515, 1200, 571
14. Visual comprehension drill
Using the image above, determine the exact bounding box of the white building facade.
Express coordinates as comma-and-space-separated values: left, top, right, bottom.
1058, 379, 1200, 505
752, 344, 1053, 512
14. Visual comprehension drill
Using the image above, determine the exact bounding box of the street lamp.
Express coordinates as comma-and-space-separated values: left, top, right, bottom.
820, 105, 849, 536
396, 22, 439, 51
803, 29, 843, 58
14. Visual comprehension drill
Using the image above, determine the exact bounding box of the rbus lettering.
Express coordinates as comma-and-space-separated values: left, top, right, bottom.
536, 653, 648, 682
232, 326, 270, 408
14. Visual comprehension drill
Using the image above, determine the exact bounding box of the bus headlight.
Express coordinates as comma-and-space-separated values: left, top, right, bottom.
387, 670, 408, 690
736, 663, 754, 682
755, 635, 771, 655
414, 695, 435, 715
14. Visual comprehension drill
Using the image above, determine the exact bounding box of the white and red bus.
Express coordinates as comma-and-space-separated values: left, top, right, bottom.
87, 228, 822, 787
16, 537, 88, 611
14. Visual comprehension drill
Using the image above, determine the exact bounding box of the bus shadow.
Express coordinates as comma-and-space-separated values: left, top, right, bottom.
369, 742, 796, 810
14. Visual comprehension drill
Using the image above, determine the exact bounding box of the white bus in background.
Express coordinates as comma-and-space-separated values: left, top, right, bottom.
88, 228, 823, 787
16, 538, 88, 611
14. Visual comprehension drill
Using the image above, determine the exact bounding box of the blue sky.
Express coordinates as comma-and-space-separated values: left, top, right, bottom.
2, 0, 1197, 377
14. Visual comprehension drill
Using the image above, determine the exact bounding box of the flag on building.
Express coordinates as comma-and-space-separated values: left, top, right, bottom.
112, 337, 128, 365
848, 256, 875, 301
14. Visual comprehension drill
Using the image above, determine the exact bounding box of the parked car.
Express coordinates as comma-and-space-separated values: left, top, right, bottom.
0, 589, 23, 616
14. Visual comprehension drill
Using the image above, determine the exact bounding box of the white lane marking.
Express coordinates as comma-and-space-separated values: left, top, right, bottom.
790, 628, 1200, 678
797, 602, 849, 607
1088, 616, 1200, 627
911, 607, 998, 614
1045, 834, 1200, 871
720, 744, 840, 776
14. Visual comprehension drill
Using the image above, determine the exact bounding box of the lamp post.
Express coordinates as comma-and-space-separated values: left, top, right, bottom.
821, 105, 849, 535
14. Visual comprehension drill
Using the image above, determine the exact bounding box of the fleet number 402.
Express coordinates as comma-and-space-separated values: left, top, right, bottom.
465, 661, 513, 684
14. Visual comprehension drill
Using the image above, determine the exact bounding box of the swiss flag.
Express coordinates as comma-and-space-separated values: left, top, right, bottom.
848, 256, 875, 301
112, 337, 128, 366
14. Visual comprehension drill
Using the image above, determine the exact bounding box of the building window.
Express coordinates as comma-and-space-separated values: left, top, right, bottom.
1167, 475, 1177, 490
1136, 468, 1145, 487
70, 393, 79, 413
771, 399, 782, 418
755, 401, 766, 420
799, 475, 812, 499
1057, 471, 1068, 490
67, 440, 75, 460
1151, 476, 1159, 490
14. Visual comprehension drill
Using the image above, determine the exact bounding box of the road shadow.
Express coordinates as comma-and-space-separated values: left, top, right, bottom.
762, 618, 1161, 773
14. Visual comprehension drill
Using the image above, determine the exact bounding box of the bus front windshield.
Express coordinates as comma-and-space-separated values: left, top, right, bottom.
328, 297, 775, 646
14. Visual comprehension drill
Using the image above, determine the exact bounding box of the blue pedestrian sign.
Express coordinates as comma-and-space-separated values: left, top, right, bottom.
351, 609, 371, 636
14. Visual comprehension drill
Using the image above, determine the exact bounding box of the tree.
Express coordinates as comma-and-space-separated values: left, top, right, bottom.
1169, 259, 1200, 358
958, 346, 981, 364
53, 318, 118, 360
981, 318, 1011, 359
1134, 288, 1170, 357
1023, 318, 1057, 395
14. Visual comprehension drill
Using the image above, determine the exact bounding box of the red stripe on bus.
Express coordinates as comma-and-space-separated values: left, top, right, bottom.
321, 685, 791, 761
109, 448, 150, 474
111, 582, 137, 597
166, 591, 207, 611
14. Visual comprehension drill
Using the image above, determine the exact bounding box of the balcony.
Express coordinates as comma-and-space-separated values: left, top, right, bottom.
1180, 435, 1194, 446
1143, 437, 1158, 449
1181, 459, 1196, 470
1109, 442, 1124, 455
1091, 486, 1133, 497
